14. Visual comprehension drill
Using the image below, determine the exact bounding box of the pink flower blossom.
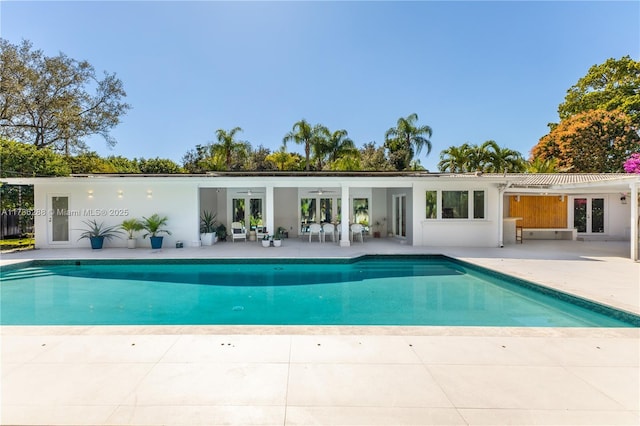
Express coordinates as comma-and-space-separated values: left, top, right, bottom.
623, 153, 640, 173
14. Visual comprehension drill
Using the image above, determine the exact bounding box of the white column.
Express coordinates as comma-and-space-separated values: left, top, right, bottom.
265, 185, 274, 236
193, 185, 202, 247
498, 184, 505, 247
630, 182, 638, 261
340, 185, 351, 247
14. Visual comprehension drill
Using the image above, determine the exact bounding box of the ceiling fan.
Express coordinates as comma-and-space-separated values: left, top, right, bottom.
237, 189, 264, 196
308, 188, 336, 195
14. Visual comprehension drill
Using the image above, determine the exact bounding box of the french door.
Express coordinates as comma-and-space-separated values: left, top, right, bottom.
393, 194, 407, 238
233, 198, 263, 230
573, 196, 606, 234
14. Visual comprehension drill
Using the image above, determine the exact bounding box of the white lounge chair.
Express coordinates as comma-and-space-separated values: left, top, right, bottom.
231, 222, 247, 242
308, 223, 322, 242
255, 226, 268, 241
322, 223, 336, 243
350, 223, 364, 243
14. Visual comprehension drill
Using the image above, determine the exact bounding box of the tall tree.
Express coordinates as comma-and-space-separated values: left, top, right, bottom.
438, 144, 472, 172
265, 148, 303, 171
136, 157, 183, 174
309, 124, 330, 170
360, 142, 391, 171
66, 151, 117, 174
384, 113, 433, 170
0, 39, 130, 154
0, 137, 70, 177
482, 140, 525, 173
525, 157, 563, 173
438, 141, 525, 173
213, 127, 250, 171
558, 56, 640, 126
323, 129, 358, 170
531, 109, 640, 172
247, 144, 277, 171
283, 119, 327, 171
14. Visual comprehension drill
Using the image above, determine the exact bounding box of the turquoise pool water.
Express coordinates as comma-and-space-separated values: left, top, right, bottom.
1, 256, 637, 327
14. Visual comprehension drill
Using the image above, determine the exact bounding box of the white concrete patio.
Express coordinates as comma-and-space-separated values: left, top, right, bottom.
1, 239, 639, 425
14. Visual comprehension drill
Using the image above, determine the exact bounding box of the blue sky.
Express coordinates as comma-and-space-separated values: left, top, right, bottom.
1, 1, 639, 171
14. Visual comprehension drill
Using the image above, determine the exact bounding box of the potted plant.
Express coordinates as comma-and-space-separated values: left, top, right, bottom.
273, 226, 286, 247
141, 214, 171, 249
200, 210, 217, 246
120, 218, 143, 249
261, 234, 271, 248
77, 219, 123, 249
215, 223, 227, 242
373, 218, 386, 238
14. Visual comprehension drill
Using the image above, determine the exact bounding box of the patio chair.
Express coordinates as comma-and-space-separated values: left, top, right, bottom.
255, 226, 268, 241
231, 222, 247, 242
308, 223, 322, 242
350, 223, 364, 243
322, 223, 336, 243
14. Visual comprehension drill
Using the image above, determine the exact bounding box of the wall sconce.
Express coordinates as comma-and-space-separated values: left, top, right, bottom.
621, 194, 627, 204
559, 195, 565, 202
515, 195, 520, 202
146, 190, 153, 199
87, 190, 94, 199
117, 190, 124, 199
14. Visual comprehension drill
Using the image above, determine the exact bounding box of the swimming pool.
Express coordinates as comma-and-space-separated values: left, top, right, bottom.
1, 255, 638, 327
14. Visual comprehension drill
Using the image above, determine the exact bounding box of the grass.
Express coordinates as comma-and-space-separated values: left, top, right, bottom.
0, 237, 35, 252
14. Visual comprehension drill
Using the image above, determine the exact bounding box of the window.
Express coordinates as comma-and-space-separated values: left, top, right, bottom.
249, 198, 263, 229
320, 198, 332, 223
442, 191, 468, 219
425, 191, 437, 219
233, 198, 245, 222
353, 198, 369, 226
473, 191, 485, 219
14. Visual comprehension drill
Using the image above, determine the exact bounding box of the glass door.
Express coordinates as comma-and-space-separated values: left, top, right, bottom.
393, 194, 407, 238
49, 195, 70, 243
573, 197, 605, 234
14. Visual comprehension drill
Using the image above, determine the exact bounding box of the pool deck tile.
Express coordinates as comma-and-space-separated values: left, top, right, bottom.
1, 240, 639, 425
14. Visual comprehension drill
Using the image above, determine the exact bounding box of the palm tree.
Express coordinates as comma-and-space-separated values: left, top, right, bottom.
481, 140, 525, 173
384, 113, 433, 170
526, 157, 563, 173
310, 124, 330, 170
438, 144, 471, 172
324, 129, 358, 169
213, 127, 250, 170
283, 119, 316, 171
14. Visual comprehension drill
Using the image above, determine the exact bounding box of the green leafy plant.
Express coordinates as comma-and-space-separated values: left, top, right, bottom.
275, 226, 287, 240
77, 219, 124, 241
120, 218, 143, 239
215, 223, 227, 241
141, 214, 172, 238
200, 210, 218, 233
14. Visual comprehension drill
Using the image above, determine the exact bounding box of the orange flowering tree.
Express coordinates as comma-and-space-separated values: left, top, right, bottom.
530, 109, 640, 173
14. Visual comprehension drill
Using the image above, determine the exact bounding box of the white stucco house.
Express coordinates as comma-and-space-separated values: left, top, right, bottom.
3, 172, 639, 260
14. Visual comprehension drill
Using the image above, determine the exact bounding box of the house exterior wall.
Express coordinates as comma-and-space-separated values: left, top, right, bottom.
275, 188, 298, 237
610, 195, 631, 239
413, 181, 500, 247
371, 188, 388, 236
20, 174, 636, 251
33, 180, 199, 249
